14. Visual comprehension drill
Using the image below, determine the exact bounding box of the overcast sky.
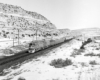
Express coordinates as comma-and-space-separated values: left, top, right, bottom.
0, 0, 100, 30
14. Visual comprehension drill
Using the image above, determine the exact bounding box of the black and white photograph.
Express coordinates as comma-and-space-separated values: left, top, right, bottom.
0, 0, 100, 80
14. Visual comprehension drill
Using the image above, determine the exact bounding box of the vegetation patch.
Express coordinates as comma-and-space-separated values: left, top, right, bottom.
70, 49, 84, 57
96, 54, 100, 57
0, 70, 11, 76
89, 60, 97, 65
80, 62, 87, 67
18, 77, 26, 80
50, 58, 72, 68
84, 53, 100, 57
84, 53, 96, 57
80, 38, 92, 49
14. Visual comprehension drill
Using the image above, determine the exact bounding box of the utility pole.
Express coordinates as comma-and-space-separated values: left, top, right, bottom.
51, 32, 53, 40
35, 22, 38, 41
13, 29, 14, 46
36, 29, 38, 41
18, 29, 19, 45
13, 34, 14, 46
36, 23, 39, 41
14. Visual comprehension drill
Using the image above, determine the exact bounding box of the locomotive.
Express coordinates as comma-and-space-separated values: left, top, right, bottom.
28, 37, 67, 53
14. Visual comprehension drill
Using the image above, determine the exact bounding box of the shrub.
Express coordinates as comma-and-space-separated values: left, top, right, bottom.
81, 62, 87, 67
3, 34, 7, 38
85, 53, 100, 57
28, 34, 30, 37
22, 34, 25, 37
50, 58, 72, 68
80, 38, 92, 49
6, 32, 9, 34
84, 53, 96, 57
70, 49, 84, 57
96, 48, 99, 50
18, 77, 26, 80
64, 58, 72, 66
89, 60, 97, 65
96, 54, 100, 57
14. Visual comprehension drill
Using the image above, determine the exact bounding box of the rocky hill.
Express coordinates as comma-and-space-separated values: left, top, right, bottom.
0, 3, 58, 39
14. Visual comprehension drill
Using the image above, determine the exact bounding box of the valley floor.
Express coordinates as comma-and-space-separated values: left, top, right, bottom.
0, 39, 100, 80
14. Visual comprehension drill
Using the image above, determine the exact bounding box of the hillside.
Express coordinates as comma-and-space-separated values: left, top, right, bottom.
0, 3, 47, 20
0, 3, 71, 58
0, 3, 59, 40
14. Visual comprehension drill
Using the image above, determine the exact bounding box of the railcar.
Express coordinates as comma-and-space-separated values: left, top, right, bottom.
28, 37, 67, 53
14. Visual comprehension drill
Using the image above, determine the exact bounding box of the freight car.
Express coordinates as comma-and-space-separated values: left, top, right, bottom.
28, 37, 67, 53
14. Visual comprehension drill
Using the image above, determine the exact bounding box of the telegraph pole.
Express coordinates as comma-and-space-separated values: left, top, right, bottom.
13, 35, 14, 46
36, 23, 39, 41
13, 29, 14, 46
18, 29, 19, 45
36, 29, 38, 41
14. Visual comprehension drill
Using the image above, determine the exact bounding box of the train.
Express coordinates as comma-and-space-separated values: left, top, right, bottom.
0, 37, 73, 67
28, 37, 72, 53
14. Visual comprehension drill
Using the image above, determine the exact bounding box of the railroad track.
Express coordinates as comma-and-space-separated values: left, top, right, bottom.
0, 38, 73, 71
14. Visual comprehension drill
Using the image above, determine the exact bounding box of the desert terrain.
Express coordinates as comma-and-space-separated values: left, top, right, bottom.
0, 3, 100, 80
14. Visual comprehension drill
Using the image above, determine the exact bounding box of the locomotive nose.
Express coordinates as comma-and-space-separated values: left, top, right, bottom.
28, 49, 35, 53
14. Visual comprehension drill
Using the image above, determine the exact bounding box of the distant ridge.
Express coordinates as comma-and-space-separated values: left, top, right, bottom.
70, 27, 100, 40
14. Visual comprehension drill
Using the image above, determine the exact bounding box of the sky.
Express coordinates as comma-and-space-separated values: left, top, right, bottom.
0, 0, 100, 30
